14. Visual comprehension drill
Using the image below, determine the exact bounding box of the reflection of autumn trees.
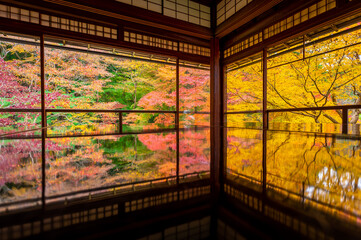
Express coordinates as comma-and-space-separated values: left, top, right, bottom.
0, 129, 210, 202
227, 129, 361, 216
0, 139, 63, 203
227, 129, 263, 181
267, 131, 361, 215
179, 129, 210, 174
45, 134, 176, 196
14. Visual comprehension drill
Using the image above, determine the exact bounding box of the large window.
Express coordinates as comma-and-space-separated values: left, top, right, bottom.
0, 32, 210, 211
0, 34, 210, 136
267, 22, 361, 133
44, 43, 178, 135
225, 16, 361, 220
226, 19, 361, 134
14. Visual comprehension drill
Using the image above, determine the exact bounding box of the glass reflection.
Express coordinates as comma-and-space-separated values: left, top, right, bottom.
226, 128, 262, 183
0, 138, 42, 205
0, 128, 210, 210
226, 128, 361, 221
46, 133, 177, 196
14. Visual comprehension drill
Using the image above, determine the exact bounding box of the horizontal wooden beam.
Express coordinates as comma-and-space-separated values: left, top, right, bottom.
1, 0, 212, 41
0, 17, 210, 64
215, 0, 283, 39
44, 0, 212, 39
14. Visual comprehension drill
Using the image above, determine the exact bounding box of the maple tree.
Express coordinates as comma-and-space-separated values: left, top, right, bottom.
0, 37, 211, 205
179, 67, 210, 126
0, 41, 41, 132
227, 24, 361, 131
226, 23, 361, 219
0, 37, 210, 132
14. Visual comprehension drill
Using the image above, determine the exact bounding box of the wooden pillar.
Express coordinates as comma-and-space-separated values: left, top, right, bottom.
210, 37, 223, 198
262, 48, 268, 194
40, 34, 46, 209
176, 58, 180, 184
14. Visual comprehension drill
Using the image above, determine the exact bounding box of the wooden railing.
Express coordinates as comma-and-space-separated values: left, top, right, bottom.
225, 104, 361, 134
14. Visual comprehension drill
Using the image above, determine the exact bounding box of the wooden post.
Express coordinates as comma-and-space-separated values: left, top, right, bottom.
262, 48, 268, 194
342, 108, 348, 134
40, 34, 46, 208
119, 111, 123, 133
210, 37, 223, 198
176, 58, 180, 184
176, 58, 180, 127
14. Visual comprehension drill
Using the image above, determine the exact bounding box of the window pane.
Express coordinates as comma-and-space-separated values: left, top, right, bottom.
226, 128, 263, 185
122, 113, 175, 132
45, 46, 176, 112
226, 113, 262, 129
306, 22, 361, 58
179, 66, 210, 112
46, 112, 118, 136
180, 113, 210, 127
46, 133, 176, 198
0, 138, 42, 207
268, 28, 361, 111
179, 128, 210, 175
269, 110, 342, 133
227, 55, 263, 112
0, 37, 40, 109
0, 112, 41, 134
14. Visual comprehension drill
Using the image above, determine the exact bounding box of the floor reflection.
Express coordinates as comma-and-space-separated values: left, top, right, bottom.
226, 128, 361, 223
0, 127, 210, 211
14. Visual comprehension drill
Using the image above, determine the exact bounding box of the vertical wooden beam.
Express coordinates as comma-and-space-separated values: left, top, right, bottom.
119, 111, 123, 133
303, 35, 306, 60
342, 108, 348, 134
176, 58, 180, 127
176, 127, 180, 185
40, 34, 46, 208
41, 35, 46, 130
210, 37, 223, 197
262, 48, 267, 194
222, 62, 227, 185
210, 3, 220, 235
161, 0, 164, 15
176, 58, 180, 184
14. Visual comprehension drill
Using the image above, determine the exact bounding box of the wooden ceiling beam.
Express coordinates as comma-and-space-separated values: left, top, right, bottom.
215, 0, 283, 38
1, 0, 211, 45
0, 17, 210, 64
43, 0, 212, 39
221, 0, 320, 49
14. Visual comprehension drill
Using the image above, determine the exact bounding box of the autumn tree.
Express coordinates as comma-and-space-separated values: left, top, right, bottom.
227, 26, 361, 130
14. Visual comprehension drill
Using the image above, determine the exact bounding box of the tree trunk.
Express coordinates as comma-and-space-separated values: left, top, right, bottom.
134, 81, 137, 109
131, 73, 137, 109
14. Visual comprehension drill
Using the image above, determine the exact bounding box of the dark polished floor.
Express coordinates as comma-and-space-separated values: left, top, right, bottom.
1, 126, 361, 239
